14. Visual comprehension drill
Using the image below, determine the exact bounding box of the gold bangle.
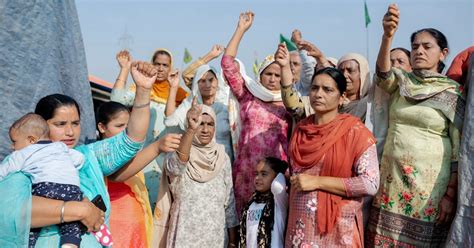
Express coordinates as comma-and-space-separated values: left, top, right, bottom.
60, 201, 67, 224
176, 150, 189, 157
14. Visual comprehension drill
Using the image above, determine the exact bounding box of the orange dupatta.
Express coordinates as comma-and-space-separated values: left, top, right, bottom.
289, 114, 375, 234
130, 48, 188, 104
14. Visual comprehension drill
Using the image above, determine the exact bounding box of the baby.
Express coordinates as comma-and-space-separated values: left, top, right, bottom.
0, 113, 84, 248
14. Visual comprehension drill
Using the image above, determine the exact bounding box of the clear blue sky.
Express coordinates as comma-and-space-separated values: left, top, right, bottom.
76, 0, 473, 82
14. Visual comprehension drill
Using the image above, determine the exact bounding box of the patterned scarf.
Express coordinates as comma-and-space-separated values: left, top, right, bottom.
239, 191, 275, 248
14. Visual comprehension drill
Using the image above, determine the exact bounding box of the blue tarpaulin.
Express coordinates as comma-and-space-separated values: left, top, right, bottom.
0, 0, 96, 159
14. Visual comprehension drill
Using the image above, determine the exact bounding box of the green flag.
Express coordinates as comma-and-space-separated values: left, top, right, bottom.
183, 48, 192, 64
279, 34, 298, 51
364, 1, 371, 28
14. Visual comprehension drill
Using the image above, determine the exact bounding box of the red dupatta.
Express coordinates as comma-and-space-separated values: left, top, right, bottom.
289, 113, 375, 234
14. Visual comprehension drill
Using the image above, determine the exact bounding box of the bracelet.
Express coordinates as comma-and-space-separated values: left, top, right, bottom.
60, 201, 67, 224
115, 78, 126, 84
133, 102, 150, 109
176, 150, 189, 157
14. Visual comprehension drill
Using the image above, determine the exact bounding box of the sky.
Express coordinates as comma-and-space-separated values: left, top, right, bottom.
75, 0, 474, 83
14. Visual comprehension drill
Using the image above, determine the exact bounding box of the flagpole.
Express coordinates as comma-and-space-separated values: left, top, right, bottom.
366, 25, 370, 66
364, 0, 371, 67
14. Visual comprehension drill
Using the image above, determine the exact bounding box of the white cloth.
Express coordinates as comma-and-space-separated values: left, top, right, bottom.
0, 141, 83, 185
245, 173, 288, 248
237, 57, 282, 102
164, 64, 234, 159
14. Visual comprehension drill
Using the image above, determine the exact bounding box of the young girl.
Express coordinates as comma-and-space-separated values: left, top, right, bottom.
96, 101, 151, 248
96, 101, 181, 248
240, 157, 288, 248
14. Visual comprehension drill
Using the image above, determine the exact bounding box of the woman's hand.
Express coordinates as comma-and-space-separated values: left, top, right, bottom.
290, 174, 319, 192
297, 40, 323, 59
131, 61, 158, 90
168, 69, 180, 88
383, 4, 400, 39
186, 97, 202, 131
208, 44, 225, 60
275, 43, 290, 67
436, 195, 456, 225
78, 198, 105, 233
156, 133, 182, 153
116, 50, 132, 69
291, 29, 303, 44
237, 11, 254, 32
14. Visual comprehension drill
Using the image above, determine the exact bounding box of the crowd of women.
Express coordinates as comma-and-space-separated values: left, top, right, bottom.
0, 3, 472, 248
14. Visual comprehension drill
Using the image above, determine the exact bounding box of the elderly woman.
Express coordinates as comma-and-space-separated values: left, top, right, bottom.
281, 40, 371, 123
390, 47, 412, 72
157, 100, 238, 247
111, 49, 189, 210
366, 5, 464, 247
221, 11, 291, 214
282, 64, 379, 247
165, 64, 233, 161
0, 61, 156, 247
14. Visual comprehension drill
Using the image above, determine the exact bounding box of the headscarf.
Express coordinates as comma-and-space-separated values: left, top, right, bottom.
186, 105, 227, 183
239, 55, 282, 102
188, 65, 229, 110
337, 53, 371, 121
289, 113, 375, 234
327, 57, 339, 67
239, 191, 274, 248
153, 106, 226, 246
130, 48, 188, 104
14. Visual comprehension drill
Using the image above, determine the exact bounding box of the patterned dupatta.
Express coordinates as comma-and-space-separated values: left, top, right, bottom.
400, 69, 465, 131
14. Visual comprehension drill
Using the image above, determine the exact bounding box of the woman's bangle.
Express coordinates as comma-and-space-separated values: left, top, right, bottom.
133, 102, 150, 109
60, 201, 67, 224
115, 78, 126, 84
176, 150, 189, 157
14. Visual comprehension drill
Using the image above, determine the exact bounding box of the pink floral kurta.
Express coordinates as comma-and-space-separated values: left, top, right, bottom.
286, 144, 379, 247
221, 55, 291, 215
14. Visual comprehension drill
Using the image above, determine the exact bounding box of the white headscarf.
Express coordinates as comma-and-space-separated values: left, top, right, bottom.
337, 53, 372, 121
188, 64, 229, 107
337, 53, 371, 99
236, 56, 282, 102
165, 65, 229, 131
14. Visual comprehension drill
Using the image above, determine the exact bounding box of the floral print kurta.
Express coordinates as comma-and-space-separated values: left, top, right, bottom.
366, 70, 461, 247
165, 152, 239, 247
221, 55, 291, 215
285, 144, 379, 247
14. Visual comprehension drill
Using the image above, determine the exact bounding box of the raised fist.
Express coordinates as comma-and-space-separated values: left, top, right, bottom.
383, 4, 400, 38
131, 61, 157, 89
237, 11, 255, 32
